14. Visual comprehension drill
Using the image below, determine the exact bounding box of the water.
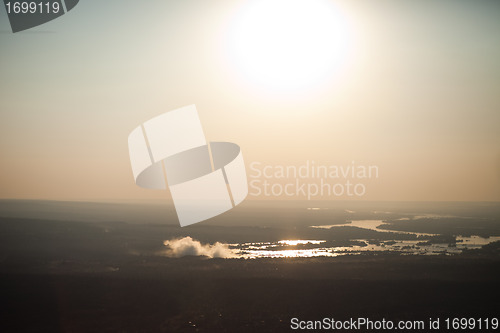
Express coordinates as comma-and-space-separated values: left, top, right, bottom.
233, 216, 500, 258
311, 219, 437, 236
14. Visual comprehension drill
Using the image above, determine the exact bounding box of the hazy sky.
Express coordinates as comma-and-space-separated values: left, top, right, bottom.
1, 0, 499, 202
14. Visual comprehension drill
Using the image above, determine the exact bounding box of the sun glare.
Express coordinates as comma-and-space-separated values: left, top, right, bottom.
227, 0, 351, 93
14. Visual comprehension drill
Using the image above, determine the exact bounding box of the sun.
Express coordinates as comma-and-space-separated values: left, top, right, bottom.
226, 0, 352, 93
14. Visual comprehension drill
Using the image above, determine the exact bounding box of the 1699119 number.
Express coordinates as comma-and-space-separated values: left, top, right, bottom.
445, 318, 498, 330
5, 1, 60, 14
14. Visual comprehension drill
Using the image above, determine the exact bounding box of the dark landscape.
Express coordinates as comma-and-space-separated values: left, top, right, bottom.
1, 200, 499, 332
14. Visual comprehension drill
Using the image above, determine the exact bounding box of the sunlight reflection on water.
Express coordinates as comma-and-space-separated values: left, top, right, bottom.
278, 240, 324, 246
229, 213, 500, 259
311, 220, 437, 236
232, 235, 500, 259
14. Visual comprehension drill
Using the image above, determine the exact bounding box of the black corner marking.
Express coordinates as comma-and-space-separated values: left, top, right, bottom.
3, 0, 79, 33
